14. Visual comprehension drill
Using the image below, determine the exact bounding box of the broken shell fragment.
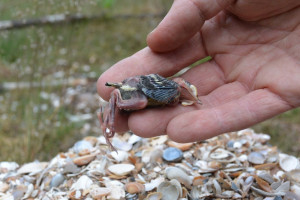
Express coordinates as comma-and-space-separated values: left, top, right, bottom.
165, 167, 192, 188
73, 154, 96, 166
125, 182, 145, 194
89, 186, 111, 199
209, 147, 236, 163
167, 141, 193, 151
108, 164, 135, 176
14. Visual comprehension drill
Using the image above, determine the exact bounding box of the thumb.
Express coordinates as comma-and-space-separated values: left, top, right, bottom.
147, 0, 234, 52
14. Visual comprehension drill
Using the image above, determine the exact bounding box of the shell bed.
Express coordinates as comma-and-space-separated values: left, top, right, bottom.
0, 129, 299, 199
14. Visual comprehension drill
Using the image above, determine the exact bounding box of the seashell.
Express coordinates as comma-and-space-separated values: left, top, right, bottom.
0, 182, 9, 193
89, 186, 111, 199
167, 141, 193, 151
165, 167, 192, 189
145, 192, 163, 200
254, 163, 277, 170
104, 180, 125, 199
162, 147, 183, 162
248, 152, 266, 165
209, 147, 236, 163
291, 184, 300, 197
22, 183, 34, 199
83, 136, 98, 146
275, 181, 290, 193
73, 140, 93, 154
125, 182, 145, 194
195, 160, 218, 173
70, 175, 93, 190
192, 176, 208, 186
255, 176, 273, 193
111, 150, 128, 162
150, 136, 168, 146
50, 173, 65, 188
73, 154, 96, 166
68, 190, 82, 200
108, 163, 135, 176
250, 186, 285, 197
128, 134, 142, 145
279, 154, 300, 172
157, 180, 182, 200
257, 173, 274, 184
63, 160, 81, 174
287, 169, 300, 183
17, 162, 48, 174
144, 176, 165, 192
112, 137, 132, 151
0, 161, 19, 172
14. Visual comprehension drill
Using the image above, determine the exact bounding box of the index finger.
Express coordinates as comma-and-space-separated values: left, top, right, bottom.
97, 33, 205, 100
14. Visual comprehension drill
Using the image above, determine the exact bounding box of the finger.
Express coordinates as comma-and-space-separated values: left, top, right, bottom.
147, 0, 234, 52
128, 81, 250, 138
98, 33, 205, 100
167, 89, 292, 142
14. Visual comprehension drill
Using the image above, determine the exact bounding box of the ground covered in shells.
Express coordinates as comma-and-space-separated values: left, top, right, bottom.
0, 129, 300, 200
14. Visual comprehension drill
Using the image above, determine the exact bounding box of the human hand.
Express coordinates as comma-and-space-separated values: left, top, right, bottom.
97, 0, 300, 142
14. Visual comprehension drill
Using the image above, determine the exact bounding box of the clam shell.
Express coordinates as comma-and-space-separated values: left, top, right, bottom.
73, 140, 93, 154
17, 162, 48, 174
157, 180, 181, 200
248, 152, 266, 165
279, 154, 300, 172
108, 163, 135, 176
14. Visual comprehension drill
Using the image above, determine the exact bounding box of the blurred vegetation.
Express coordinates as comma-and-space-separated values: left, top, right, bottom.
0, 0, 299, 163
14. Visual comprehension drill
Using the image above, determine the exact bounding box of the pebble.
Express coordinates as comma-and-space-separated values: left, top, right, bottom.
162, 147, 183, 162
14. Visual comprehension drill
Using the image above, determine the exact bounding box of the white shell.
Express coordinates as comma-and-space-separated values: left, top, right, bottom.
108, 164, 135, 176
165, 167, 192, 188
70, 175, 93, 190
17, 162, 48, 174
110, 150, 128, 162
144, 176, 165, 192
157, 180, 181, 200
279, 154, 300, 172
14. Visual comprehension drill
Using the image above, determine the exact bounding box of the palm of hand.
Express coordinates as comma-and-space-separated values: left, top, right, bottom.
98, 2, 300, 142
